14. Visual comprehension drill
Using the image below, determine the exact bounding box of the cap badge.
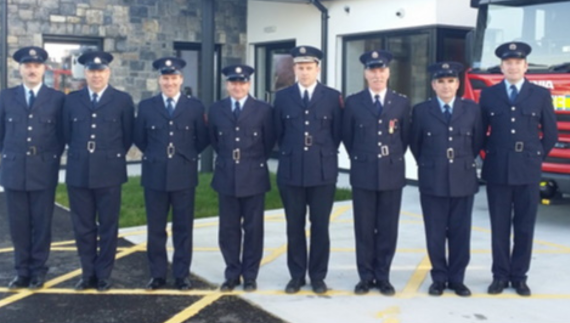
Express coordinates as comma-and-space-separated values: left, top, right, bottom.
371, 51, 379, 59
29, 49, 37, 56
509, 43, 517, 50
165, 60, 172, 67
442, 63, 450, 69
94, 57, 102, 64
236, 67, 242, 73
299, 47, 306, 54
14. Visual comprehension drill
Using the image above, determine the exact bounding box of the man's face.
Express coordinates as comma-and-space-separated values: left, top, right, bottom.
431, 77, 460, 103
364, 67, 390, 93
294, 62, 320, 87
500, 58, 528, 83
159, 74, 183, 98
226, 80, 250, 101
85, 68, 111, 93
19, 62, 46, 88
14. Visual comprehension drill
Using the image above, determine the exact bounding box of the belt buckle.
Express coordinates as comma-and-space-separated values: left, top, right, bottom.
515, 141, 524, 152
447, 148, 454, 159
381, 145, 390, 156
233, 148, 241, 161
28, 146, 37, 155
167, 143, 175, 158
305, 135, 313, 147
87, 141, 96, 153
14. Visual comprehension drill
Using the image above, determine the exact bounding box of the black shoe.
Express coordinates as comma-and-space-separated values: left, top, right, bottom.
220, 279, 240, 292
146, 278, 167, 290
354, 280, 373, 295
428, 282, 446, 296
29, 274, 46, 290
285, 278, 306, 294
175, 277, 193, 291
511, 281, 531, 296
311, 280, 327, 294
448, 282, 471, 297
8, 276, 30, 290
488, 280, 508, 295
75, 277, 97, 291
376, 280, 396, 296
97, 279, 112, 291
243, 280, 257, 292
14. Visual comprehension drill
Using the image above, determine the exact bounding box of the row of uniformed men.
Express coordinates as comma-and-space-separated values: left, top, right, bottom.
0, 41, 557, 297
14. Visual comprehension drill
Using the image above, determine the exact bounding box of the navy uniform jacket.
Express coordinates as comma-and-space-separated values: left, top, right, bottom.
63, 86, 134, 188
273, 83, 343, 187
342, 89, 411, 191
209, 96, 275, 197
134, 94, 209, 191
0, 85, 65, 190
480, 80, 558, 185
410, 97, 484, 197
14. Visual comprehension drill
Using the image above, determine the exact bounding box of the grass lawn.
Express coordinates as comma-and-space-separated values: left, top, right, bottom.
56, 172, 353, 228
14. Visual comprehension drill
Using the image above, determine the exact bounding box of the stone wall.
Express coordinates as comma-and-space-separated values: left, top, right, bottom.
4, 0, 247, 103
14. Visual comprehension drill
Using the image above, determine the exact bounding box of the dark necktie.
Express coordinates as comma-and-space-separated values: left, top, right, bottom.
91, 93, 98, 110
374, 94, 383, 116
166, 98, 175, 117
28, 90, 35, 109
443, 104, 452, 123
234, 100, 241, 119
303, 90, 310, 108
509, 84, 518, 104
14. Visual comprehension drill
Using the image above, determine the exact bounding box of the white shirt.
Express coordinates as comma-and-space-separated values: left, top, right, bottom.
437, 97, 456, 114
504, 78, 525, 96
369, 88, 387, 106
88, 85, 108, 102
23, 83, 42, 106
298, 82, 318, 101
230, 96, 248, 111
162, 92, 181, 107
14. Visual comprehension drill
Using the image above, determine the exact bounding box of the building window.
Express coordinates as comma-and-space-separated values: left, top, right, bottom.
343, 27, 469, 105
255, 40, 296, 102
174, 42, 222, 101
43, 35, 103, 93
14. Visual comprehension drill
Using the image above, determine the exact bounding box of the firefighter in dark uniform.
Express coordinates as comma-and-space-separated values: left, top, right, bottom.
481, 42, 558, 296
0, 47, 65, 289
63, 51, 135, 291
134, 57, 209, 291
274, 45, 343, 294
208, 65, 275, 292
410, 62, 484, 297
342, 50, 411, 296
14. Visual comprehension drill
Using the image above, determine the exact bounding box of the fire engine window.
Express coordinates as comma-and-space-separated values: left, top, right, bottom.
43, 36, 102, 93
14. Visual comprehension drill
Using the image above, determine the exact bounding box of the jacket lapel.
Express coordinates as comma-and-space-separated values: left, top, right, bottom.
30, 85, 50, 111
450, 97, 465, 124
237, 95, 255, 122
428, 98, 448, 125
153, 94, 171, 119
220, 97, 235, 122
307, 83, 325, 109
515, 79, 533, 104
94, 86, 114, 111
382, 90, 396, 117
494, 80, 511, 105
359, 90, 378, 117
13, 85, 28, 109
79, 88, 92, 109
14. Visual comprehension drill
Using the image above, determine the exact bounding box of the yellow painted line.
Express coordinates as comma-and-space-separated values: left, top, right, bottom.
375, 306, 401, 323
0, 242, 147, 309
400, 255, 431, 297
260, 243, 287, 267
330, 205, 352, 221
163, 294, 224, 323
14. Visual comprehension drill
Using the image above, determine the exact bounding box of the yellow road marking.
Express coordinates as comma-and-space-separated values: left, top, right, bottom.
330, 205, 352, 221
163, 294, 224, 323
400, 255, 431, 297
0, 242, 147, 309
375, 306, 401, 323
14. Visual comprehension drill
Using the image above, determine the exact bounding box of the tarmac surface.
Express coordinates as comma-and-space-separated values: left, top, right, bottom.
1, 172, 570, 322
